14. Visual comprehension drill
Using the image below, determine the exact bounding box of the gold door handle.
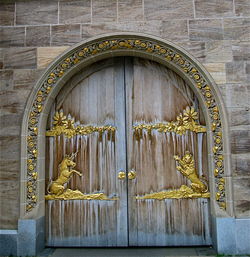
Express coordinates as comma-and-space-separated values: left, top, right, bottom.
118, 171, 126, 180
128, 170, 136, 180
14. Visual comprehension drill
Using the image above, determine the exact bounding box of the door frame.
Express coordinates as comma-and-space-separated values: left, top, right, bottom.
18, 32, 233, 255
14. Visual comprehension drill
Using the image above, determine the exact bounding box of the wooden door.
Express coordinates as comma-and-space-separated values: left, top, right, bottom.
125, 58, 211, 246
45, 58, 128, 247
45, 57, 211, 247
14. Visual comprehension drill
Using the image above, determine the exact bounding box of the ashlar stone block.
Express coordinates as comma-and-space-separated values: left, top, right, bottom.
118, 0, 143, 22
59, 0, 91, 24
189, 19, 223, 41
0, 27, 25, 47
224, 18, 250, 40
26, 26, 50, 47
194, 0, 234, 18
0, 3, 15, 26
16, 1, 58, 25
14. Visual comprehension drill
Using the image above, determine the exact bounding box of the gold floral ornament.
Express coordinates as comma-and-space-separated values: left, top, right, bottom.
46, 110, 116, 138
136, 152, 210, 200
133, 106, 206, 138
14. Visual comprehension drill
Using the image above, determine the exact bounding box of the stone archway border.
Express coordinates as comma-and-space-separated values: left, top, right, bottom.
21, 33, 232, 218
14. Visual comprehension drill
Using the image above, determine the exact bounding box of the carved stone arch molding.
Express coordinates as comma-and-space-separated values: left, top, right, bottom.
20, 32, 233, 219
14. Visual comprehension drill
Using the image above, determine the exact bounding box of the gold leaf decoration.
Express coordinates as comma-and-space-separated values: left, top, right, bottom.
46, 111, 116, 138
136, 152, 210, 200
133, 106, 206, 138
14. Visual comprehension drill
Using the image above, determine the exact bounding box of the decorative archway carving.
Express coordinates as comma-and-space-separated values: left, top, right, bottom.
20, 33, 232, 218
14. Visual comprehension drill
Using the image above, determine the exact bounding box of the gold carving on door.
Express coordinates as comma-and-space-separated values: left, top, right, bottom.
45, 152, 117, 201
46, 111, 116, 139
136, 152, 210, 200
133, 106, 206, 139
45, 110, 117, 201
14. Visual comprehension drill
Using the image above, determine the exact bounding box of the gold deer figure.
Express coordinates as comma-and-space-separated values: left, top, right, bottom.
174, 151, 208, 193
47, 152, 82, 196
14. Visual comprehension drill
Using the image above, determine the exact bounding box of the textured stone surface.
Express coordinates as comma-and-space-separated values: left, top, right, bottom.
118, 0, 143, 21
232, 41, 250, 61
213, 217, 236, 254
205, 41, 232, 63
17, 217, 45, 256
144, 0, 194, 20
203, 63, 226, 84
13, 69, 44, 90
232, 153, 250, 176
81, 22, 162, 40
235, 0, 250, 17
0, 49, 3, 69
51, 24, 81, 46
37, 46, 69, 68
0, 136, 20, 160
227, 107, 250, 127
189, 19, 223, 41
233, 177, 250, 201
0, 181, 19, 229
160, 20, 188, 41
219, 83, 249, 109
236, 219, 250, 253
3, 48, 37, 69
224, 18, 250, 40
0, 27, 25, 47
226, 62, 247, 83
0, 113, 22, 136
194, 0, 234, 18
59, 0, 91, 24
0, 159, 19, 181
178, 41, 206, 62
231, 130, 250, 154
0, 3, 15, 26
16, 1, 58, 25
92, 0, 117, 22
0, 230, 17, 256
0, 70, 13, 91
235, 200, 250, 218
26, 26, 50, 47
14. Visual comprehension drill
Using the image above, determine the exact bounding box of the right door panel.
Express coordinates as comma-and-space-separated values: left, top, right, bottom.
125, 58, 212, 246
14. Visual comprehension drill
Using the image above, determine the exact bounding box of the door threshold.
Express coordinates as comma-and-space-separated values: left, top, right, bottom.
39, 246, 216, 257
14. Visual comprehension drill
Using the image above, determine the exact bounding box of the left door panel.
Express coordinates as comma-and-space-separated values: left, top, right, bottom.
45, 58, 128, 247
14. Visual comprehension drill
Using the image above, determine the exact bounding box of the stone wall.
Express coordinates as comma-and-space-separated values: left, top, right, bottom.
0, 0, 249, 230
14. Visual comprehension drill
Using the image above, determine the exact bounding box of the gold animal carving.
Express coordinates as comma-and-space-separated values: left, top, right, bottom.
45, 152, 117, 201
136, 152, 210, 200
174, 151, 208, 193
46, 152, 82, 196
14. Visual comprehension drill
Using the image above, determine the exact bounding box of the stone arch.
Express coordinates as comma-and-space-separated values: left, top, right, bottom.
20, 32, 233, 220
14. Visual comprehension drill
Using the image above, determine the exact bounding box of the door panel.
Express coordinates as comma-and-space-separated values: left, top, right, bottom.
125, 58, 211, 246
45, 57, 211, 247
45, 58, 128, 247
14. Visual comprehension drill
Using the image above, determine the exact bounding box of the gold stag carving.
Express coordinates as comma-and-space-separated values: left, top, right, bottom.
136, 152, 210, 200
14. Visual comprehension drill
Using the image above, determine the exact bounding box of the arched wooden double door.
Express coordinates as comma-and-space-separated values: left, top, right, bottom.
45, 57, 212, 247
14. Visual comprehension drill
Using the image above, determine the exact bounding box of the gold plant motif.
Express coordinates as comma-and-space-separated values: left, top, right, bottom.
133, 106, 206, 138
45, 152, 117, 201
46, 111, 116, 138
136, 152, 210, 200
